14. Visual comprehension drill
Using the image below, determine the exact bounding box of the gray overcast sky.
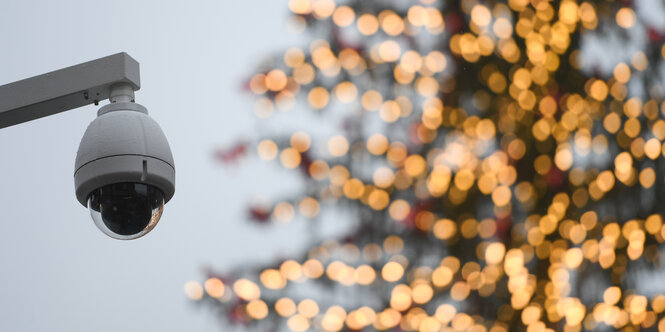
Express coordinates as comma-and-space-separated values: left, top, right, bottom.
0, 1, 308, 331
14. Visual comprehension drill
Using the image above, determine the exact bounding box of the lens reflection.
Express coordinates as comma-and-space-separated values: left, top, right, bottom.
88, 183, 164, 240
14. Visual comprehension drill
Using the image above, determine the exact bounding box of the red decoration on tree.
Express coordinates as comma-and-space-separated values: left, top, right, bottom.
215, 141, 248, 165
249, 206, 271, 223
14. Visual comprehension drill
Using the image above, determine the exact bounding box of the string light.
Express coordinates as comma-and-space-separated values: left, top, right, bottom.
192, 1, 665, 331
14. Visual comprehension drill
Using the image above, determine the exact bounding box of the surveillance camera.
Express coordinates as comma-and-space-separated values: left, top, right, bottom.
0, 53, 174, 240
74, 87, 175, 240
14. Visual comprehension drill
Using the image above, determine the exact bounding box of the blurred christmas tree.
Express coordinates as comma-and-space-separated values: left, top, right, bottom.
187, 0, 665, 331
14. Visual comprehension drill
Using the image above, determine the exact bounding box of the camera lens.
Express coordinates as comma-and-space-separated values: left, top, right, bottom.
88, 183, 164, 240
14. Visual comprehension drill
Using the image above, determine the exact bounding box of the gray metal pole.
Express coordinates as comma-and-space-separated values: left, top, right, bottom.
0, 52, 141, 129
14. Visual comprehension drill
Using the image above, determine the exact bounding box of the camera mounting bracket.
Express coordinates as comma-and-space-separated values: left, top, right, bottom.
0, 52, 140, 129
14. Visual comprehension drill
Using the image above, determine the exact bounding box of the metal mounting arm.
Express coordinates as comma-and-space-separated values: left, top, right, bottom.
0, 52, 141, 129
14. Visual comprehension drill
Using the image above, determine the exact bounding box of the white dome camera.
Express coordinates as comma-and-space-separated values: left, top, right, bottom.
0, 53, 175, 240
74, 84, 175, 240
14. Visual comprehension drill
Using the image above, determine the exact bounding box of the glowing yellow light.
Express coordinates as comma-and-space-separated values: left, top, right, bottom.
289, 0, 311, 14
233, 279, 261, 301
616, 8, 635, 29
407, 5, 426, 26
512, 68, 532, 90
380, 100, 401, 123
328, 135, 350, 157
615, 152, 633, 175
298, 197, 319, 218
639, 167, 656, 188
184, 281, 204, 300
361, 90, 383, 111
554, 147, 573, 171
357, 14, 379, 35
394, 65, 415, 85
247, 300, 269, 320
280, 148, 302, 169
435, 304, 456, 324
470, 5, 492, 27
382, 262, 405, 282
329, 165, 350, 186
613, 62, 631, 83
589, 80, 608, 101
521, 305, 541, 325
335, 81, 358, 103
257, 140, 278, 161
387, 142, 407, 164
287, 314, 310, 332
265, 69, 288, 91
308, 87, 330, 109
415, 76, 439, 96
284, 48, 305, 68
309, 160, 329, 180
275, 297, 297, 317
321, 306, 346, 331
249, 74, 268, 94
646, 215, 663, 235
531, 119, 552, 141
564, 247, 584, 269
454, 169, 475, 191
433, 218, 456, 240
339, 49, 361, 71
343, 178, 365, 199
275, 91, 295, 111
427, 165, 452, 197
389, 199, 411, 221
376, 308, 401, 328
290, 132, 311, 152
354, 264, 376, 285
302, 259, 324, 279
373, 167, 395, 188
404, 155, 426, 177
293, 63, 315, 84
485, 242, 506, 265
367, 189, 390, 210
412, 283, 434, 304
280, 260, 303, 281
426, 51, 448, 73
400, 51, 422, 73
493, 18, 513, 39
204, 278, 225, 298
260, 269, 286, 290
431, 266, 453, 288
381, 12, 405, 36
603, 113, 621, 134
332, 6, 355, 27
645, 138, 661, 160
384, 235, 404, 253
298, 299, 319, 318
653, 295, 665, 313
488, 71, 507, 93
450, 281, 471, 301
633, 51, 652, 71
379, 40, 401, 62
312, 0, 335, 19
390, 284, 412, 311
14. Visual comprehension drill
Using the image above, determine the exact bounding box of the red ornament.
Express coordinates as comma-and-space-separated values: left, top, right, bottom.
300, 151, 313, 177
445, 12, 464, 34
648, 27, 665, 43
495, 216, 512, 241
545, 166, 566, 189
215, 141, 249, 165
249, 206, 271, 223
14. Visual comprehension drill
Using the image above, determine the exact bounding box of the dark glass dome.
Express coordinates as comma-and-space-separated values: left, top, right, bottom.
87, 183, 164, 240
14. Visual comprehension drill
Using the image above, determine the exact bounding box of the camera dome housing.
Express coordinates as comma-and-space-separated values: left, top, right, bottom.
74, 101, 175, 240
